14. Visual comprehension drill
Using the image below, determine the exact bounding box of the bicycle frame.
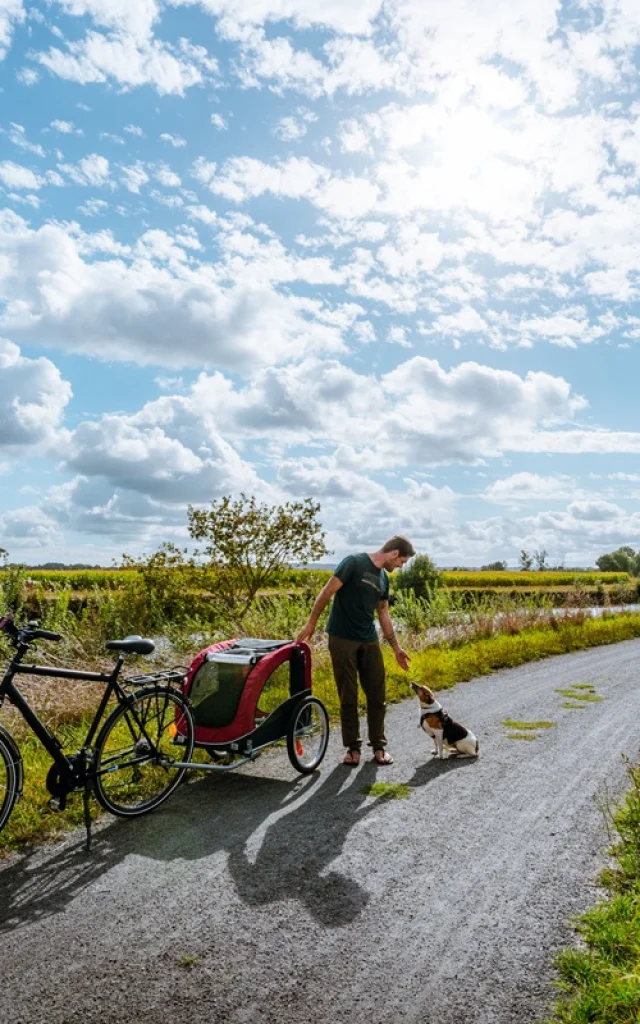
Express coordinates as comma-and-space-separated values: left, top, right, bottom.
1, 644, 129, 776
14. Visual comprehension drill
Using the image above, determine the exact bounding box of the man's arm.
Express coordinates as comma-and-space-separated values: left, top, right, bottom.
377, 599, 411, 670
296, 576, 343, 643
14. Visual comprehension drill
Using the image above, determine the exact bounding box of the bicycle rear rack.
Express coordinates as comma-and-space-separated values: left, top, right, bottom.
123, 667, 188, 687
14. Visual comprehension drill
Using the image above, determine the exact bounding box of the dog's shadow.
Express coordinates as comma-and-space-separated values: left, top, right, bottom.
406, 754, 478, 789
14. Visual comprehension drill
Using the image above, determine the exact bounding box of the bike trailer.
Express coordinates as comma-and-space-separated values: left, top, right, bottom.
181, 638, 312, 747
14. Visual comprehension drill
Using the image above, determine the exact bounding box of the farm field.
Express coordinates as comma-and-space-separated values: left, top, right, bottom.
7, 566, 633, 592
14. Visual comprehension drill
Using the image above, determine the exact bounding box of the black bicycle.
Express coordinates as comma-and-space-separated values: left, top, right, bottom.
0, 614, 195, 849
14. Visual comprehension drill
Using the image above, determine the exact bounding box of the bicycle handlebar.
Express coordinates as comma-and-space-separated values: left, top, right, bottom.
0, 615, 61, 645
28, 629, 62, 642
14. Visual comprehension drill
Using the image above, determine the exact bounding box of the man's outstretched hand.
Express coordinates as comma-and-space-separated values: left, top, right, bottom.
394, 647, 411, 671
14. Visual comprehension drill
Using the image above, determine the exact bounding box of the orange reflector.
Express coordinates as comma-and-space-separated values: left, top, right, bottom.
168, 722, 178, 738
295, 739, 303, 756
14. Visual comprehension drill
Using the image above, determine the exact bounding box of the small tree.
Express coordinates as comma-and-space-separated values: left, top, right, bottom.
519, 549, 533, 571
188, 493, 329, 619
394, 553, 442, 602
596, 547, 636, 574
534, 549, 548, 571
480, 561, 507, 571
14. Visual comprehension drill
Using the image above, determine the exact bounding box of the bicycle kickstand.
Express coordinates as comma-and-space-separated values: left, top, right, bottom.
82, 748, 93, 853
83, 783, 92, 852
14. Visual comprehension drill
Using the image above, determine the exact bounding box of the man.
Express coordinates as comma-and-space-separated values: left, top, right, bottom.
297, 536, 414, 766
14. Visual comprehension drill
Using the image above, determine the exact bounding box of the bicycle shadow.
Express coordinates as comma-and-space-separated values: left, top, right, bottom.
0, 760, 384, 933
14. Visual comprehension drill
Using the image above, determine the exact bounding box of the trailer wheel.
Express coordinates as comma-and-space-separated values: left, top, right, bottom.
286, 696, 329, 774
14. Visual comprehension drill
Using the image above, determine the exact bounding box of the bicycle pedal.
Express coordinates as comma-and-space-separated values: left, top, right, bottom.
48, 795, 67, 812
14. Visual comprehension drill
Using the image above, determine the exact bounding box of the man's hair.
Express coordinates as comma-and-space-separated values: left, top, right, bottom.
381, 535, 415, 558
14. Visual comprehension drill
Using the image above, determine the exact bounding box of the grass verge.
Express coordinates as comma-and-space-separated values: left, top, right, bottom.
376, 612, 640, 708
2, 611, 640, 853
547, 757, 640, 1024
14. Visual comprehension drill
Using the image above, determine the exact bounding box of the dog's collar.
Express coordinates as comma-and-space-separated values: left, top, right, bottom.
420, 701, 447, 727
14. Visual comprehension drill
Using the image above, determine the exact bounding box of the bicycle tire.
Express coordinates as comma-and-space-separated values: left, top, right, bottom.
0, 724, 23, 836
93, 685, 194, 818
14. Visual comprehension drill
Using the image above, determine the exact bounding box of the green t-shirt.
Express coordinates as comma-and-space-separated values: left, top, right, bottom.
326, 553, 389, 643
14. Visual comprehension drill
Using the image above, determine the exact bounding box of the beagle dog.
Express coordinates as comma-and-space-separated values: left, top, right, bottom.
410, 682, 479, 759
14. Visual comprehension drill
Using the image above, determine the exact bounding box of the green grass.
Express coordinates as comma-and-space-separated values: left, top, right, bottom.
561, 702, 588, 710
502, 719, 556, 730
505, 732, 539, 741
360, 782, 412, 800
547, 758, 640, 1024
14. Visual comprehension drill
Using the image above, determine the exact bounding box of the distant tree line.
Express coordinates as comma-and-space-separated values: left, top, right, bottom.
481, 551, 556, 571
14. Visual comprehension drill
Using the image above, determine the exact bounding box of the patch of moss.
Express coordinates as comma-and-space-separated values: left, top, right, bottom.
502, 719, 555, 730
360, 782, 412, 800
178, 954, 200, 970
556, 687, 603, 703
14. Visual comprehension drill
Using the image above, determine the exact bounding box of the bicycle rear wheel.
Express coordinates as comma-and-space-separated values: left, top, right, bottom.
93, 686, 194, 817
0, 725, 22, 836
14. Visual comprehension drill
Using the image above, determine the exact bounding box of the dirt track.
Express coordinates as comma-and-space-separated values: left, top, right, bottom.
1, 639, 639, 1024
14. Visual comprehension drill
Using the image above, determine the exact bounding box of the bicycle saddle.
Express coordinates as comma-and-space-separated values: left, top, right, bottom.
106, 635, 156, 655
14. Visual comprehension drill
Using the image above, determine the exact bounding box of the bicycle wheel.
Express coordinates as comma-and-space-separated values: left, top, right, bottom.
0, 725, 22, 836
93, 686, 195, 817
287, 696, 329, 774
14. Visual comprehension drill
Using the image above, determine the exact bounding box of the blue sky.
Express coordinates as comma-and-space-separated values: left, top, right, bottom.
1, 0, 640, 567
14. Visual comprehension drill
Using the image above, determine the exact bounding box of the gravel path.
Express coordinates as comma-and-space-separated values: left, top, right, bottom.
2, 640, 640, 1024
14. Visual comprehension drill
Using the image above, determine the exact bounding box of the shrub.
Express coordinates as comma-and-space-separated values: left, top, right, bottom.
394, 553, 442, 602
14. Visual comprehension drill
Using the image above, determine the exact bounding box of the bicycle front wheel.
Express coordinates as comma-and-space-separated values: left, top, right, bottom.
0, 724, 22, 836
93, 686, 194, 817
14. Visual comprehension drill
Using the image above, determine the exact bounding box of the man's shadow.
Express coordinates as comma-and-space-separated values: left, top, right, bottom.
226, 761, 381, 927
0, 760, 382, 933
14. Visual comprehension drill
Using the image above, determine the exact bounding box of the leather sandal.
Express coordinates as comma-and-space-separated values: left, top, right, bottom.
343, 749, 361, 766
